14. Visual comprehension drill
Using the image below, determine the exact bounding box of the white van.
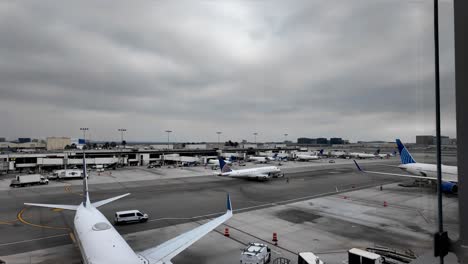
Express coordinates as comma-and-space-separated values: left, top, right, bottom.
114, 210, 149, 225
240, 242, 271, 264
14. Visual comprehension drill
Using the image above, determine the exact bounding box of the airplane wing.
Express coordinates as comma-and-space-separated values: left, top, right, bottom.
138, 194, 233, 264
353, 160, 434, 180
24, 203, 79, 211
92, 193, 130, 208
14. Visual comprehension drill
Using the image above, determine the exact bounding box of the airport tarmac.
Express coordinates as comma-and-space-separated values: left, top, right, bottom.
0, 155, 459, 263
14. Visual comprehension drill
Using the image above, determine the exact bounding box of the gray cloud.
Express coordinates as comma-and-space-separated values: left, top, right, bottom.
0, 0, 456, 143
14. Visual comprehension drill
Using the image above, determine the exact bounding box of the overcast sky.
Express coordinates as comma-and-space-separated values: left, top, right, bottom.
0, 0, 456, 143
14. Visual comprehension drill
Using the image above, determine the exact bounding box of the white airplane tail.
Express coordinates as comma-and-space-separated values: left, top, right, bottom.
25, 153, 130, 210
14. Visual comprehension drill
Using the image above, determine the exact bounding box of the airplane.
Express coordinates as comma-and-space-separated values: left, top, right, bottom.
349, 150, 378, 159
374, 149, 390, 159
217, 157, 282, 181
354, 139, 458, 194
295, 150, 323, 161
25, 155, 233, 264
248, 156, 269, 163
207, 158, 232, 167
328, 150, 348, 158
267, 153, 288, 161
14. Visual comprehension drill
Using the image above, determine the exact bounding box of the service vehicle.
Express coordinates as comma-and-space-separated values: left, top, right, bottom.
298, 252, 324, 264
52, 169, 84, 179
348, 248, 384, 264
10, 174, 49, 187
114, 210, 149, 225
240, 242, 271, 264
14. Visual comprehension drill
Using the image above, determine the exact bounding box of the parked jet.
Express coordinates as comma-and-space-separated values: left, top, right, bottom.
217, 157, 282, 180
25, 155, 233, 264
354, 139, 458, 193
349, 150, 378, 159
329, 150, 348, 158
295, 150, 323, 161
207, 158, 232, 167
248, 156, 269, 163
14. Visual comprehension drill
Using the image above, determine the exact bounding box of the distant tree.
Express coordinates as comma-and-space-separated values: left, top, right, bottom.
121, 140, 126, 147
70, 143, 77, 149
64, 145, 71, 150
103, 142, 110, 149
92, 143, 98, 149
110, 142, 117, 148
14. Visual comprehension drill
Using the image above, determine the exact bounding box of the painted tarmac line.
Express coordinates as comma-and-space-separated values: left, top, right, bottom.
0, 234, 68, 247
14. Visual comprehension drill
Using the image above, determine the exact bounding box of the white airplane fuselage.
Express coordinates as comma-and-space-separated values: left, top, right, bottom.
295, 154, 319, 161
350, 152, 375, 159
249, 156, 268, 163
208, 159, 231, 166
399, 163, 458, 182
74, 202, 144, 264
220, 166, 281, 180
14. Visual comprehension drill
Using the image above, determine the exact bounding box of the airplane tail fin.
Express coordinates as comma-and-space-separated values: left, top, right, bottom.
375, 149, 381, 155
25, 152, 91, 210
396, 139, 416, 164
82, 153, 90, 207
218, 157, 232, 173
319, 149, 324, 155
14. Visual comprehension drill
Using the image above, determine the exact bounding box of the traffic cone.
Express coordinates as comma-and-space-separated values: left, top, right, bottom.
224, 228, 230, 237
383, 201, 388, 207
272, 232, 278, 245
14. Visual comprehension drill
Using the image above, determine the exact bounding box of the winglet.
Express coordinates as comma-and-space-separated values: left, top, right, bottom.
353, 160, 363, 172
227, 193, 232, 211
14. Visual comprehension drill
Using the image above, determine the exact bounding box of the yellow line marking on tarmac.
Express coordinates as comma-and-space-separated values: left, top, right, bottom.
69, 232, 76, 244
17, 207, 70, 231
0, 219, 18, 225
52, 208, 64, 212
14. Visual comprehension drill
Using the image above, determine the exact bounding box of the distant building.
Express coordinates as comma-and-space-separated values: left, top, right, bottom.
46, 137, 71, 151
0, 137, 5, 142
330, 138, 343, 144
416, 135, 434, 145
297, 138, 316, 144
185, 144, 207, 150
18, 138, 31, 143
316, 138, 328, 145
416, 135, 451, 145
436, 136, 451, 146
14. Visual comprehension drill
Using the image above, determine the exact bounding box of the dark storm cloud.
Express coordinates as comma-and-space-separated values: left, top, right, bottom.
0, 0, 456, 142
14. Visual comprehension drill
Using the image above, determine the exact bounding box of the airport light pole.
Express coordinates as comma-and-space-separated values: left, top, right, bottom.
165, 130, 172, 149
253, 132, 258, 144
80, 128, 89, 145
284, 133, 288, 143
216, 131, 222, 149
118, 128, 127, 166
118, 129, 127, 146
79, 128, 89, 177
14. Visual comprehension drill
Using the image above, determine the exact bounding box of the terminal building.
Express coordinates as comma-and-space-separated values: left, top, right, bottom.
416, 135, 452, 145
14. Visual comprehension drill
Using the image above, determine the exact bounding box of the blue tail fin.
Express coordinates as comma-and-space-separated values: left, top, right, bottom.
218, 157, 232, 173
396, 139, 416, 164
319, 149, 324, 155
375, 149, 381, 155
